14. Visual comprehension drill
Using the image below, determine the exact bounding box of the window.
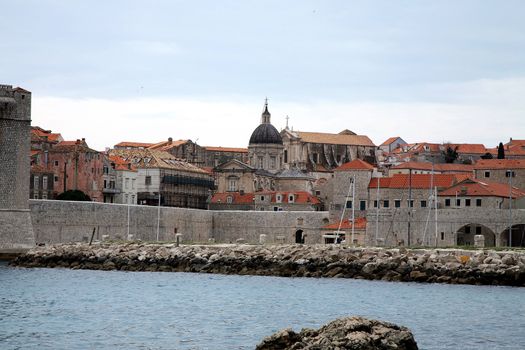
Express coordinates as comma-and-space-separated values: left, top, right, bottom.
258, 156, 263, 168
228, 178, 238, 192
313, 153, 319, 163
445, 198, 451, 207
103, 180, 107, 188
465, 199, 471, 207
284, 150, 288, 163
456, 199, 461, 207
484, 171, 490, 178
103, 166, 109, 175
42, 192, 47, 200
505, 170, 515, 178
346, 200, 352, 209
270, 156, 276, 169
276, 194, 282, 203
226, 196, 233, 204
360, 200, 366, 210
54, 160, 59, 166
145, 176, 152, 185
476, 199, 482, 207
132, 179, 136, 189
131, 195, 135, 204
125, 178, 130, 189
383, 200, 390, 208
33, 192, 39, 199
421, 200, 427, 208
260, 195, 265, 201
33, 176, 39, 190
394, 200, 401, 208
315, 190, 321, 196
373, 200, 378, 208
124, 194, 128, 203
441, 232, 444, 240
288, 194, 294, 203
407, 200, 414, 208
54, 175, 59, 182
273, 206, 279, 211
42, 176, 48, 190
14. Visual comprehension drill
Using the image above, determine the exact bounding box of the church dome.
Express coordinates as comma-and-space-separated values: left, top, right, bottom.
249, 123, 283, 145
249, 100, 283, 145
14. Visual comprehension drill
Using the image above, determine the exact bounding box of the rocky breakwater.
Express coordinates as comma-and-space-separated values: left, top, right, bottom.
256, 316, 418, 350
11, 243, 525, 286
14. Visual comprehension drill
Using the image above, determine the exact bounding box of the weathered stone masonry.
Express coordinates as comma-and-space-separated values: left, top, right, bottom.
0, 85, 35, 252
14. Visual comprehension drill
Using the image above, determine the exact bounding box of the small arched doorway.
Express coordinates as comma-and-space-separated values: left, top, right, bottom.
295, 229, 304, 244
500, 224, 525, 247
456, 224, 496, 247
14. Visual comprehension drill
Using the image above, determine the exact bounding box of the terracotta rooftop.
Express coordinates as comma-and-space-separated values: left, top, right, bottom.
439, 179, 525, 199
114, 141, 154, 148
335, 159, 374, 171
380, 137, 401, 147
322, 217, 367, 230
296, 131, 375, 147
211, 192, 255, 204
148, 139, 189, 151
108, 155, 137, 172
474, 159, 525, 170
204, 146, 248, 153
109, 149, 208, 174
31, 126, 63, 143
368, 173, 469, 189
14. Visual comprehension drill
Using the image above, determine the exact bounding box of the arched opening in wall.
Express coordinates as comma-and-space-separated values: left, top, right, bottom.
295, 229, 304, 244
456, 224, 496, 247
500, 224, 525, 247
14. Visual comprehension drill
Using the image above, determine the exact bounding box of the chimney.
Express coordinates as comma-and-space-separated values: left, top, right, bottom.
168, 137, 173, 143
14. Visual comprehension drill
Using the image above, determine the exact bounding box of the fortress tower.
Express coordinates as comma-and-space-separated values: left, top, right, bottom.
0, 84, 35, 253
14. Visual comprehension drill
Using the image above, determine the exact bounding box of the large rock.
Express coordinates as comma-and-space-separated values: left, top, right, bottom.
256, 316, 418, 350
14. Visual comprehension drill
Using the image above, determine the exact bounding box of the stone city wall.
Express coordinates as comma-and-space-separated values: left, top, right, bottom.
29, 200, 328, 244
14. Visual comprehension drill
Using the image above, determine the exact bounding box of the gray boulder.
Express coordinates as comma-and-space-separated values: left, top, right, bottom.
256, 316, 418, 350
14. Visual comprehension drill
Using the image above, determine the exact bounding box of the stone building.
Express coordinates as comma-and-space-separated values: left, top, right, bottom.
203, 146, 248, 167
388, 142, 488, 165
280, 128, 376, 175
378, 137, 407, 154
108, 155, 138, 204
29, 165, 54, 200
474, 159, 525, 190
210, 190, 321, 212
109, 148, 214, 209
330, 159, 376, 222
248, 100, 284, 173
368, 173, 469, 210
45, 139, 105, 201
0, 84, 35, 251
388, 161, 474, 176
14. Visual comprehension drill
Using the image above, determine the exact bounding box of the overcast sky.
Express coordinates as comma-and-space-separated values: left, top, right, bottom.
2, 1, 524, 151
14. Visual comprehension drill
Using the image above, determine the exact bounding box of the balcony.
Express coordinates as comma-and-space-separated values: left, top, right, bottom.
102, 187, 121, 194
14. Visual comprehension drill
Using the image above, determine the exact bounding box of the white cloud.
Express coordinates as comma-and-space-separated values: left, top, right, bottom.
31, 78, 525, 151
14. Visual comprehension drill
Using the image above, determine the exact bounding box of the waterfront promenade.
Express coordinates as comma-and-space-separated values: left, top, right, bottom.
12, 243, 525, 286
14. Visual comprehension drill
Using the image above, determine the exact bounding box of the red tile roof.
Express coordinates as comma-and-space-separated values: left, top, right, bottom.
148, 139, 189, 151
211, 192, 254, 204
261, 191, 321, 204
322, 217, 367, 230
380, 137, 400, 147
369, 173, 469, 189
368, 177, 392, 189
335, 159, 374, 171
204, 146, 248, 153
108, 155, 137, 172
31, 126, 62, 143
114, 141, 154, 148
474, 159, 525, 170
439, 179, 525, 198
296, 131, 375, 147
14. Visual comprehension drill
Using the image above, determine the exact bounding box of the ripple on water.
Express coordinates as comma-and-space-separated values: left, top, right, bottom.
1, 263, 524, 350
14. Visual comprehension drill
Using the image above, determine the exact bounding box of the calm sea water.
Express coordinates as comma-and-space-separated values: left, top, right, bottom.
1, 262, 524, 350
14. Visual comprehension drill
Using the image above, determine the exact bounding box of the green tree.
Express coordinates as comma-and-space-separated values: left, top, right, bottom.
56, 190, 92, 201
443, 146, 458, 163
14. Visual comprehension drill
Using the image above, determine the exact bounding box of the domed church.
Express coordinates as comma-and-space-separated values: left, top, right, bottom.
248, 99, 284, 173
